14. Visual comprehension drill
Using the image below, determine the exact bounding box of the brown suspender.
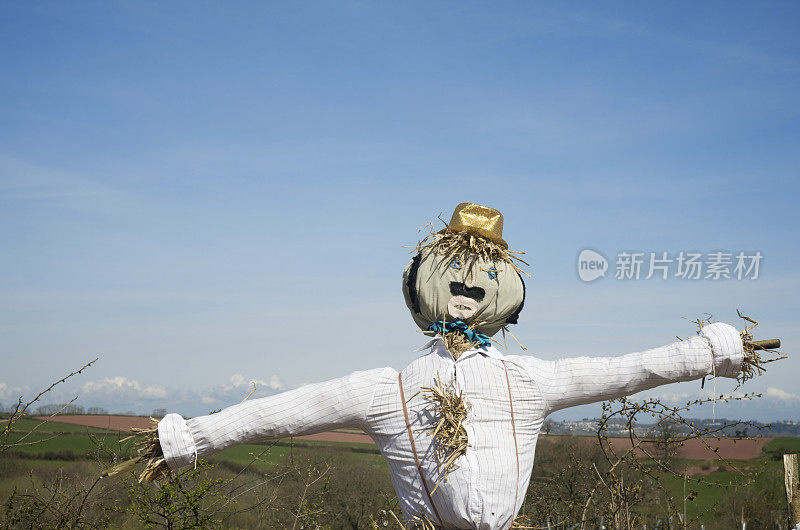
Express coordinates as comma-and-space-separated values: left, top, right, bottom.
398, 372, 443, 526
502, 361, 521, 518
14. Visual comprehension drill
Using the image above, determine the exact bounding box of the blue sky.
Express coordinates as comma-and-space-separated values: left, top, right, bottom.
1, 2, 798, 420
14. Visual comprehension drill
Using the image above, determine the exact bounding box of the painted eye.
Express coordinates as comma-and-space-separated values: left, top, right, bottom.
487, 267, 498, 280
450, 258, 462, 270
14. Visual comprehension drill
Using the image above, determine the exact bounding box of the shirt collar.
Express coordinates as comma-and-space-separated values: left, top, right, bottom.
414, 335, 506, 361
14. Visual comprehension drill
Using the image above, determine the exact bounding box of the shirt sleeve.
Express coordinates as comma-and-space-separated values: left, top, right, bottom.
158, 367, 389, 471
521, 322, 744, 414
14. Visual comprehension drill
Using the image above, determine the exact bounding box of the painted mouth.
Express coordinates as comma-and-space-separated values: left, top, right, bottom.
447, 295, 479, 320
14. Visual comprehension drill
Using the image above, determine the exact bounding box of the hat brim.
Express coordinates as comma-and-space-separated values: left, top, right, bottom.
438, 227, 508, 249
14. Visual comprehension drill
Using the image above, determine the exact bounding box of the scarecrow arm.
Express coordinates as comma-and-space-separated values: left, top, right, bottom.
524, 322, 743, 414
157, 367, 389, 471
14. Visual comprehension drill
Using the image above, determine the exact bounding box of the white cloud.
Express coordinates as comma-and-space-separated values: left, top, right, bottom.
143, 387, 168, 399
227, 373, 283, 392
765, 387, 800, 403
267, 375, 283, 391
651, 392, 691, 404
82, 376, 167, 399
0, 382, 25, 402
174, 374, 287, 413
14, 372, 286, 417
228, 374, 244, 387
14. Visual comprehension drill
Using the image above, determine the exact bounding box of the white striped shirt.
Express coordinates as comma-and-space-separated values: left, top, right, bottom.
159, 322, 742, 529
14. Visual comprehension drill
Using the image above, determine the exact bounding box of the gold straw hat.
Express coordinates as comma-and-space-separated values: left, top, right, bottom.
441, 202, 508, 249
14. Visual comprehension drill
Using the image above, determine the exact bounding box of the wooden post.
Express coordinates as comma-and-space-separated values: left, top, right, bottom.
751, 338, 781, 350
785, 454, 800, 527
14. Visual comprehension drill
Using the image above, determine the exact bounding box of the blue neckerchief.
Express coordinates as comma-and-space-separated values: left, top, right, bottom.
427, 320, 492, 348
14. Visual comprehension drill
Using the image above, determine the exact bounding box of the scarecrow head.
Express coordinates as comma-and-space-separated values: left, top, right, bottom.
402, 203, 527, 340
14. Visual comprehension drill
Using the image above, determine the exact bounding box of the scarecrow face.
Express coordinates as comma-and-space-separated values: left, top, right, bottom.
403, 248, 525, 337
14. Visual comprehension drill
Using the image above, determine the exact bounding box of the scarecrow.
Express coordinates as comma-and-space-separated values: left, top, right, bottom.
120, 203, 782, 529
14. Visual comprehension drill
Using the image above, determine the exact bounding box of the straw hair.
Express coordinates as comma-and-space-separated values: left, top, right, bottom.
389, 511, 437, 529
102, 419, 170, 483
735, 309, 787, 383
417, 372, 472, 494
443, 329, 482, 359
413, 229, 530, 277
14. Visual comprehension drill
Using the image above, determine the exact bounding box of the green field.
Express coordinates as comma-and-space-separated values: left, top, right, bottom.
3, 418, 383, 474
2, 418, 796, 528
656, 459, 781, 521
2, 420, 134, 457
762, 436, 800, 458
214, 439, 381, 467
1, 418, 394, 528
